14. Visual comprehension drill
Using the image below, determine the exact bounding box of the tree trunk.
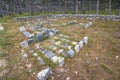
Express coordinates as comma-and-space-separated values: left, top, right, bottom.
81, 0, 86, 14
108, 0, 111, 15
18, 0, 22, 15
26, 0, 34, 16
75, 0, 78, 14
8, 1, 13, 16
64, 0, 67, 13
96, 0, 100, 15
119, 7, 120, 15
0, 0, 3, 17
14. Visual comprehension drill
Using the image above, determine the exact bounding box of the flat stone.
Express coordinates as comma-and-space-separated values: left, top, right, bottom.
28, 38, 34, 44
71, 41, 78, 45
75, 45, 80, 53
79, 40, 83, 48
20, 40, 29, 48
52, 46, 57, 50
33, 53, 38, 57
51, 56, 65, 67
42, 49, 56, 59
55, 41, 62, 45
37, 68, 52, 80
83, 36, 88, 44
51, 56, 59, 64
67, 46, 72, 49
23, 31, 34, 38
67, 20, 77, 25
35, 43, 41, 50
66, 49, 75, 58
49, 32, 54, 38
37, 57, 45, 64
22, 54, 28, 58
57, 49, 64, 54
19, 26, 26, 32
58, 57, 65, 67
36, 34, 43, 42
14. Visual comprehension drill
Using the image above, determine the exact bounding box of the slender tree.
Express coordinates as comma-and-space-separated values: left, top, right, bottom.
96, 0, 100, 15
108, 0, 112, 15
0, 0, 3, 17
75, 0, 78, 14
81, 0, 86, 14
64, 0, 67, 13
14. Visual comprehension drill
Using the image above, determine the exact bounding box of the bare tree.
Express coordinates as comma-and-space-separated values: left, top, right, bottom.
81, 0, 86, 14
0, 0, 3, 17
75, 0, 78, 14
96, 0, 100, 15
108, 0, 111, 15
64, 0, 67, 13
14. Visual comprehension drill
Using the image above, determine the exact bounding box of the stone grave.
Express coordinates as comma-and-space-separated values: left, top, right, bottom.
18, 18, 89, 80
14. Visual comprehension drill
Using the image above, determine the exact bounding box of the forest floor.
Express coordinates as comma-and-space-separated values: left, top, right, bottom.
0, 17, 120, 80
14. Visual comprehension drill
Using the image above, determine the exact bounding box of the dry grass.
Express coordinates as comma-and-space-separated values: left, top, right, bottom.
0, 18, 120, 80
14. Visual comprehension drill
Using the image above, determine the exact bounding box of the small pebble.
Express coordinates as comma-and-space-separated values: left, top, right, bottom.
74, 71, 78, 75
95, 57, 98, 61
66, 77, 70, 80
57, 75, 60, 77
116, 56, 119, 59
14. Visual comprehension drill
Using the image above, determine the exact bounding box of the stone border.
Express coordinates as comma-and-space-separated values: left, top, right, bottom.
15, 14, 120, 22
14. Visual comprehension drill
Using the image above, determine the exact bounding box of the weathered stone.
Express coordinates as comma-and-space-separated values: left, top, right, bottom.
35, 43, 41, 50
36, 34, 43, 42
42, 49, 56, 59
50, 40, 55, 44
37, 68, 52, 80
49, 32, 54, 38
71, 41, 78, 45
22, 54, 28, 58
58, 57, 65, 67
43, 34, 50, 39
66, 49, 75, 58
19, 26, 26, 32
23, 31, 34, 38
51, 56, 65, 67
55, 41, 62, 46
57, 49, 64, 54
37, 57, 45, 64
33, 53, 38, 57
20, 40, 28, 48
67, 20, 77, 25
52, 29, 59, 34
83, 36, 88, 44
79, 40, 83, 48
74, 45, 80, 53
51, 56, 59, 64
28, 38, 34, 44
